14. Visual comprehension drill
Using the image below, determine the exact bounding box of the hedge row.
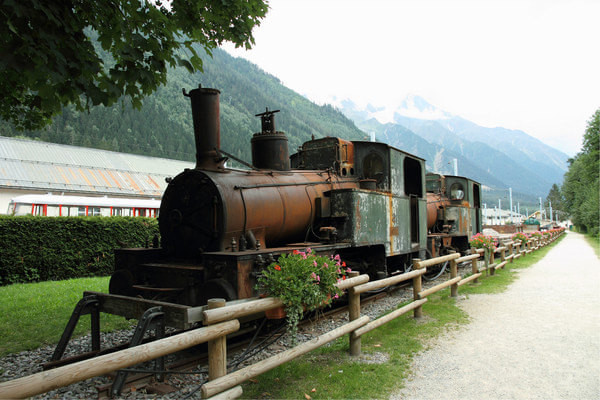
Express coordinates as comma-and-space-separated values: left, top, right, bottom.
0, 216, 159, 285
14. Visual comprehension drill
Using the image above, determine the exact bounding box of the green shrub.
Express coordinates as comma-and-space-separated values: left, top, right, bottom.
0, 216, 159, 285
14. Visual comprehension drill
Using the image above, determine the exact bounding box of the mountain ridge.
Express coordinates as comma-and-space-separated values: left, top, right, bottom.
335, 97, 568, 198
0, 45, 565, 206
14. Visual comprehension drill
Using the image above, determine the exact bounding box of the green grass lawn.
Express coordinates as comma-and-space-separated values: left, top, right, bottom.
0, 277, 134, 357
0, 235, 564, 399
583, 233, 600, 258
241, 236, 564, 399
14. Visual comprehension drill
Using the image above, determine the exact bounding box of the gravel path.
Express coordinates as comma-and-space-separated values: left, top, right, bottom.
391, 231, 600, 400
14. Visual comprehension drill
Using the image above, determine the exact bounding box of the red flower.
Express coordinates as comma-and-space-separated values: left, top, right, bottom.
274, 265, 281, 271
292, 249, 300, 255
341, 261, 346, 267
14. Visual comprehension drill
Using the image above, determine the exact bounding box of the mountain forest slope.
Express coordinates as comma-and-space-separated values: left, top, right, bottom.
0, 45, 567, 205
0, 47, 365, 165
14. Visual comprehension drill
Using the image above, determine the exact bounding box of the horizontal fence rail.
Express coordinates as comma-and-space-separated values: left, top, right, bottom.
0, 229, 564, 399
0, 320, 241, 399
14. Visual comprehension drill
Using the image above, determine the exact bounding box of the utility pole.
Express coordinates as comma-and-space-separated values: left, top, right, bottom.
483, 203, 487, 225
509, 188, 513, 224
498, 199, 502, 225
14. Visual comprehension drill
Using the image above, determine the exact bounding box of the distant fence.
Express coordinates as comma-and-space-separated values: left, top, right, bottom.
0, 230, 564, 399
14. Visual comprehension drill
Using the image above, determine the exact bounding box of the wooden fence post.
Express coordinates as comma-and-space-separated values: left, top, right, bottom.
412, 259, 423, 318
208, 298, 228, 380
471, 256, 479, 284
348, 271, 361, 356
450, 251, 458, 297
489, 249, 495, 276
508, 243, 514, 263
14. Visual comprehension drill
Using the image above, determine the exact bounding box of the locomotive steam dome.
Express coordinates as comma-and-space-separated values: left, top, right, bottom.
251, 108, 290, 171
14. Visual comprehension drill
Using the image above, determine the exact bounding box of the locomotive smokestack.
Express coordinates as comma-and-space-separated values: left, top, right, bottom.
183, 85, 222, 170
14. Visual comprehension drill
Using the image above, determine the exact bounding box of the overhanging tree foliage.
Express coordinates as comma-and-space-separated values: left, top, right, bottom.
562, 108, 599, 235
0, 0, 268, 130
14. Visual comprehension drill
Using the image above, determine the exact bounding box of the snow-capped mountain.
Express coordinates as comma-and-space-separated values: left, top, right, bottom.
335, 96, 569, 199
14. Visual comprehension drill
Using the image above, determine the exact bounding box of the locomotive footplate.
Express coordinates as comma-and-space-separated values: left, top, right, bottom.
202, 242, 353, 302
83, 291, 205, 330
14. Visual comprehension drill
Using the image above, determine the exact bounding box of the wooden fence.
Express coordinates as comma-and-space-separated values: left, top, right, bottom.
0, 230, 563, 399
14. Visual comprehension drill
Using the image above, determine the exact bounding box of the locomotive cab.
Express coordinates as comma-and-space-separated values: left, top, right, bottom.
426, 173, 482, 256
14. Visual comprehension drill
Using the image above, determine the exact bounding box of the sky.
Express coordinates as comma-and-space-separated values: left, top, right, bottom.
222, 0, 600, 156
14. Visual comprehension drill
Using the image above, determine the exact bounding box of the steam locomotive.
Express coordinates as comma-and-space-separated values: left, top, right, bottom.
108, 86, 482, 308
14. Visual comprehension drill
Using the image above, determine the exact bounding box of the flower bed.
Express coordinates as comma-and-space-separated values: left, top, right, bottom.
256, 248, 348, 343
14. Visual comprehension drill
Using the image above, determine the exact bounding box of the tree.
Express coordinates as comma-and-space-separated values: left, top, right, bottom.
0, 0, 268, 130
562, 108, 600, 235
545, 183, 564, 218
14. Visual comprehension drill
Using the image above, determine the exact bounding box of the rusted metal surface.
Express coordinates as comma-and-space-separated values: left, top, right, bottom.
184, 86, 223, 171
295, 137, 356, 177
251, 108, 290, 171
160, 168, 358, 257
425, 173, 483, 257
426, 192, 448, 229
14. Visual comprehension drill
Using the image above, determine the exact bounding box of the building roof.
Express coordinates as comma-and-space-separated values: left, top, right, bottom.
0, 136, 193, 197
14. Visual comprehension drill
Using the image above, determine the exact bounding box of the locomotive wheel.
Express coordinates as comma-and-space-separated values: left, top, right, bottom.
196, 279, 237, 306
109, 269, 134, 296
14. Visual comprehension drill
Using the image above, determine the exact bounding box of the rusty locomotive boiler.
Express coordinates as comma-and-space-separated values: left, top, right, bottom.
425, 172, 483, 258
108, 85, 440, 308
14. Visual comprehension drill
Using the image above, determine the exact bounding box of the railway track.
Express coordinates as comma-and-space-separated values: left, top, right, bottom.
0, 262, 479, 399
122, 269, 469, 398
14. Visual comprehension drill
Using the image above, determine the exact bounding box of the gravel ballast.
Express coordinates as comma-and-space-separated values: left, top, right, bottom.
3, 232, 594, 399
391, 231, 600, 400
0, 268, 421, 399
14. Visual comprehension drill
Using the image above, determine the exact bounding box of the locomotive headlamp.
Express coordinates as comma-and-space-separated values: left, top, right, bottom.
449, 183, 465, 200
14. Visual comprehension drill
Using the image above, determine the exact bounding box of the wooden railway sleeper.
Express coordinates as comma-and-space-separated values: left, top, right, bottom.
111, 306, 165, 398
50, 295, 100, 363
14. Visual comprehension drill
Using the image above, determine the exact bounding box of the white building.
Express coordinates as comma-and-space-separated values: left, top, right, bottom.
0, 136, 193, 215
482, 207, 525, 226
